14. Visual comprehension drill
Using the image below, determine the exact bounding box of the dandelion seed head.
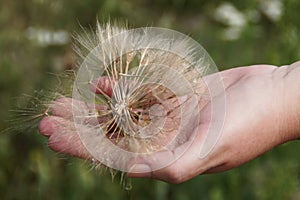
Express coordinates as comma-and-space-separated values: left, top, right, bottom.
70, 22, 218, 172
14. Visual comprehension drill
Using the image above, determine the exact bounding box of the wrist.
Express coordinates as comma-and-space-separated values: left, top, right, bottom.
275, 61, 300, 141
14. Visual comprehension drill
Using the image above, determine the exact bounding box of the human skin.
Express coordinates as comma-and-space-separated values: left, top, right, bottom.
38, 61, 300, 184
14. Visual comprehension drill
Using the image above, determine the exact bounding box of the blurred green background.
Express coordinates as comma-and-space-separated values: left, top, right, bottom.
0, 0, 299, 199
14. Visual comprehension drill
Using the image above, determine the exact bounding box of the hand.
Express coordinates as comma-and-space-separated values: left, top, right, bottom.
38, 63, 300, 183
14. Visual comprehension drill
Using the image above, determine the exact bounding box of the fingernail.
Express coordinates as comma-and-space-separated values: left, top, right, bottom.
129, 164, 151, 173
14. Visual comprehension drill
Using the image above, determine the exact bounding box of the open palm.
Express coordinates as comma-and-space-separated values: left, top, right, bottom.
39, 64, 299, 183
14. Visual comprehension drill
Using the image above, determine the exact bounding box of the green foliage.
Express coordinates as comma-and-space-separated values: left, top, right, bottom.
0, 0, 299, 199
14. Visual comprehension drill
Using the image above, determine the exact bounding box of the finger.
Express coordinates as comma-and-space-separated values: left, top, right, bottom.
90, 76, 114, 97
39, 116, 63, 137
50, 97, 107, 124
49, 98, 76, 119
38, 116, 92, 159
